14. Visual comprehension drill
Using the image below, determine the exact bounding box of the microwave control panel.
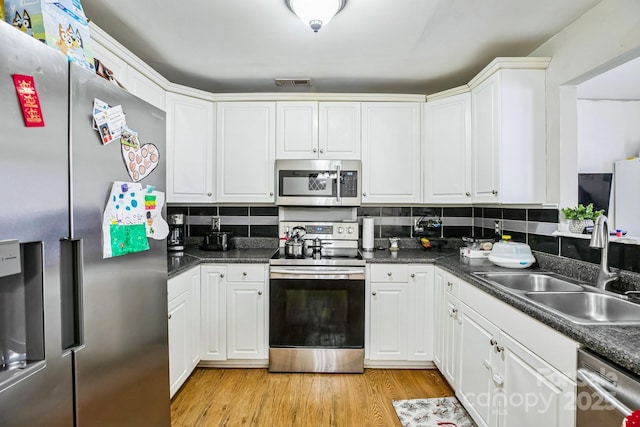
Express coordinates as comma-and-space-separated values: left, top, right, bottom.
341, 171, 358, 197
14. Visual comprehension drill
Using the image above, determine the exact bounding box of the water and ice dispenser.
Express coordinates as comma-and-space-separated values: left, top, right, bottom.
0, 240, 45, 386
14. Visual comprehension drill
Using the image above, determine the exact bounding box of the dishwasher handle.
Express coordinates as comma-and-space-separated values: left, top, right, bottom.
577, 368, 633, 417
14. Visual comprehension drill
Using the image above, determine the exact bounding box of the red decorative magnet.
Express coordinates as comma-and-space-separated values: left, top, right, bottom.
12, 74, 45, 127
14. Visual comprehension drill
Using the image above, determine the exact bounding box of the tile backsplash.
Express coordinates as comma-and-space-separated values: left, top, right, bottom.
167, 204, 640, 274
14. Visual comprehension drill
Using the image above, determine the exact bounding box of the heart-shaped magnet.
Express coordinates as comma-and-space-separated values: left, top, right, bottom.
121, 143, 159, 182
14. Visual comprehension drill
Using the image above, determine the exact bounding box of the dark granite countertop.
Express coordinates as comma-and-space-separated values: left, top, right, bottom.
362, 247, 459, 263
436, 254, 640, 378
167, 244, 640, 377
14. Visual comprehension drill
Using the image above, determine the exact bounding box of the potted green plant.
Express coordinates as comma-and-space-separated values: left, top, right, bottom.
561, 203, 604, 233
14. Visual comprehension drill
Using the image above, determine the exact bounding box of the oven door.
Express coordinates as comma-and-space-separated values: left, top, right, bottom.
268, 266, 365, 373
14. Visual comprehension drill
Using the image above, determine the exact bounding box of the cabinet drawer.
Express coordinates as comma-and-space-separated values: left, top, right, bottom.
370, 264, 408, 282
226, 264, 265, 282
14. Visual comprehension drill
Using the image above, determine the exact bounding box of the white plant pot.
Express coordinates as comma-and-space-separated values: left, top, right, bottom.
568, 219, 594, 234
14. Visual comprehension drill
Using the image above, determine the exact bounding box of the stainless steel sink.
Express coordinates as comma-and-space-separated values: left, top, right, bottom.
472, 271, 640, 325
472, 272, 584, 292
525, 292, 640, 325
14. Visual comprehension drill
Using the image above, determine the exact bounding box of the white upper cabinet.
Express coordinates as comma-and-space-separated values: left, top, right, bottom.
470, 64, 547, 204
166, 92, 215, 203
216, 102, 276, 203
361, 102, 422, 204
423, 92, 472, 204
319, 102, 361, 159
276, 101, 360, 159
276, 102, 318, 158
127, 67, 165, 110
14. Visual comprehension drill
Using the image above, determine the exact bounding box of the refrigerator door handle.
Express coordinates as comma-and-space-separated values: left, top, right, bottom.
60, 238, 85, 351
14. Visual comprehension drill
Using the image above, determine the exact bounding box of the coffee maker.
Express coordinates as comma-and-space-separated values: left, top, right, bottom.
167, 213, 185, 251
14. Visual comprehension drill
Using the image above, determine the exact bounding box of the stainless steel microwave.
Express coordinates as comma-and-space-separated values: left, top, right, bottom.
275, 159, 361, 206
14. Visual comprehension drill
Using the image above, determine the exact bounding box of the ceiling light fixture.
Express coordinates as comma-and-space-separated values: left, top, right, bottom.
285, 0, 346, 33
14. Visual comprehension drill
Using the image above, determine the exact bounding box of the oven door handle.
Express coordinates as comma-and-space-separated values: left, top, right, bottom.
270, 268, 365, 280
336, 164, 341, 203
577, 368, 633, 416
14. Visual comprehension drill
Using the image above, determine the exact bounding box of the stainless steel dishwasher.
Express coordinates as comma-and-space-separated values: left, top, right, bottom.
577, 349, 640, 426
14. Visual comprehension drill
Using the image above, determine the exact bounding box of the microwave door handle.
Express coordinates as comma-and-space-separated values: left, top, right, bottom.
336, 164, 341, 203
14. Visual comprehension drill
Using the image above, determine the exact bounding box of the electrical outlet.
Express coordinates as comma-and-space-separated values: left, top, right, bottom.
494, 220, 502, 237
211, 216, 221, 231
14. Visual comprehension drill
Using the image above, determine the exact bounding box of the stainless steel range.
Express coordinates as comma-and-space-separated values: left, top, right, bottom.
269, 220, 365, 373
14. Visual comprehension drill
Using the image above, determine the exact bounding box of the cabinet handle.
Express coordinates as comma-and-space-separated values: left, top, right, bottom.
387, 272, 392, 277
482, 360, 491, 370
258, 291, 262, 296
220, 273, 225, 278
410, 273, 415, 278
492, 374, 504, 386
490, 338, 497, 346
319, 149, 324, 154
269, 192, 274, 196
207, 192, 212, 196
449, 308, 458, 317
243, 272, 247, 276
168, 314, 172, 320
372, 291, 377, 296
465, 192, 471, 197
492, 189, 498, 195
313, 148, 317, 153
363, 192, 367, 197
447, 282, 453, 288
496, 345, 504, 353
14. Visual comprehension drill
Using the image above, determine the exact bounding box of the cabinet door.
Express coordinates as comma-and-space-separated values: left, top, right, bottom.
168, 291, 189, 398
442, 294, 462, 390
424, 93, 472, 203
216, 102, 276, 203
166, 92, 215, 203
369, 282, 408, 360
276, 101, 318, 159
432, 268, 445, 370
127, 66, 165, 110
361, 102, 421, 203
407, 265, 434, 361
458, 304, 501, 427
319, 102, 361, 159
200, 265, 227, 361
471, 74, 500, 203
498, 333, 575, 427
168, 267, 201, 397
227, 280, 266, 359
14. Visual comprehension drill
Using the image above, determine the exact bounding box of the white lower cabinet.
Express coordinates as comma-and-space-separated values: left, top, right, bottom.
167, 267, 201, 398
368, 264, 433, 363
200, 265, 227, 361
226, 265, 267, 360
200, 264, 268, 364
435, 267, 578, 427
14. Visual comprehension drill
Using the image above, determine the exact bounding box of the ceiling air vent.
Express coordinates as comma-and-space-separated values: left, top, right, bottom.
275, 78, 311, 87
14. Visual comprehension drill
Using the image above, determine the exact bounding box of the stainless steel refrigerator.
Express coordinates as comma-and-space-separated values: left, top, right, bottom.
0, 21, 170, 426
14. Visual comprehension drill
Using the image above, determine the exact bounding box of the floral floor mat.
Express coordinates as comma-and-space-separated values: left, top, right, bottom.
392, 396, 476, 427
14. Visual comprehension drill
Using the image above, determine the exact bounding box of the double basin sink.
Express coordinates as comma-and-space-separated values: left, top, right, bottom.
471, 271, 640, 325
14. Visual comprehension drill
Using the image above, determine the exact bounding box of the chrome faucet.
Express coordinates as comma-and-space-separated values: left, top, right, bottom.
589, 215, 620, 290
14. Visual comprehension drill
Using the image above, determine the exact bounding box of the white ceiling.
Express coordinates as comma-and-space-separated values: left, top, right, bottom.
81, 0, 603, 95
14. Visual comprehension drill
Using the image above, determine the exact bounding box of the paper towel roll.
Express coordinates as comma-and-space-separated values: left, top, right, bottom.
362, 217, 375, 251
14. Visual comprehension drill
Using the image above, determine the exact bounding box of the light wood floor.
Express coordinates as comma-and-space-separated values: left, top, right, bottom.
171, 368, 453, 426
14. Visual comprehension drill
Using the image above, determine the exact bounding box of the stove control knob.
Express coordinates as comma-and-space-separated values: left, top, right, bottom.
347, 227, 354, 234
337, 227, 344, 234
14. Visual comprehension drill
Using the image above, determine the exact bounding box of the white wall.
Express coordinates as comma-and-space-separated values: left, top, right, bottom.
577, 100, 640, 173
528, 0, 640, 208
